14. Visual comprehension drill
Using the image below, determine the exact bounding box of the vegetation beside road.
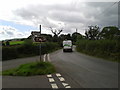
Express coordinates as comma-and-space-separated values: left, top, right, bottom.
2, 25, 120, 63
2, 61, 56, 76
76, 39, 120, 62
76, 26, 120, 63
10, 41, 24, 45
2, 39, 61, 61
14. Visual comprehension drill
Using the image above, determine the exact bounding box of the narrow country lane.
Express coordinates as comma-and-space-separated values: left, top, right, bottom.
50, 49, 118, 88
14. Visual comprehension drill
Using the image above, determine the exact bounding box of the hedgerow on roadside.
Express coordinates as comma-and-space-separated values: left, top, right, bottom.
76, 39, 120, 62
2, 41, 61, 61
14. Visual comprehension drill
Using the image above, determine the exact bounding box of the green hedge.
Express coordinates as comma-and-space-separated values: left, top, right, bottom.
2, 42, 60, 61
76, 39, 120, 62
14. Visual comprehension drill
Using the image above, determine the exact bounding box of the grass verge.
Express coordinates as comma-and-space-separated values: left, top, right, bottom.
2, 61, 56, 76
10, 41, 24, 45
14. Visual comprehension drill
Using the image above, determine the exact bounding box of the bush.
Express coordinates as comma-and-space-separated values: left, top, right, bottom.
76, 39, 120, 62
2, 47, 19, 60
2, 42, 60, 61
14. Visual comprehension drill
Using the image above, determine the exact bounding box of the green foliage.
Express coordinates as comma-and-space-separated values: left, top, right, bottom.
100, 26, 120, 39
10, 41, 24, 45
2, 47, 19, 60
85, 25, 100, 40
2, 62, 56, 76
23, 39, 33, 45
76, 39, 120, 62
2, 42, 60, 61
72, 32, 83, 43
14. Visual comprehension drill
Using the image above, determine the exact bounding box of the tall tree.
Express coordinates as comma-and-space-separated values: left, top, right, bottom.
85, 25, 100, 40
50, 27, 63, 42
50, 27, 62, 37
100, 26, 120, 40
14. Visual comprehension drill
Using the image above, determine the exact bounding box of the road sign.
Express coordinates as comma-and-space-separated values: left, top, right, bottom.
34, 36, 46, 42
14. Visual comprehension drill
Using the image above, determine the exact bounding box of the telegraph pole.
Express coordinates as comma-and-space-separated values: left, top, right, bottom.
39, 25, 42, 61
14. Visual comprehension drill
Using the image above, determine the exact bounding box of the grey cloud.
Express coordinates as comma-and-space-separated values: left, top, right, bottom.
13, 2, 118, 34
6, 31, 14, 35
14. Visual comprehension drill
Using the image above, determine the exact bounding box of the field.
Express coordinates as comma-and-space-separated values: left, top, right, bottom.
10, 41, 24, 45
9, 41, 42, 45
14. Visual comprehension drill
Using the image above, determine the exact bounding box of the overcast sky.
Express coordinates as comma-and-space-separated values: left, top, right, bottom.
0, 0, 119, 40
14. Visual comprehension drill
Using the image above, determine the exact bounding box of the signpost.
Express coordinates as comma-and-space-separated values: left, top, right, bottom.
32, 25, 46, 61
39, 25, 42, 61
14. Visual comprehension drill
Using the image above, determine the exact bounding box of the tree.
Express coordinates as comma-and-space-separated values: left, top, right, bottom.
100, 26, 120, 40
72, 32, 82, 42
85, 25, 100, 40
50, 27, 63, 42
41, 34, 53, 42
66, 33, 72, 40
50, 27, 62, 37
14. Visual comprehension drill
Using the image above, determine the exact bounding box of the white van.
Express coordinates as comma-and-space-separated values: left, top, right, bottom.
63, 40, 73, 52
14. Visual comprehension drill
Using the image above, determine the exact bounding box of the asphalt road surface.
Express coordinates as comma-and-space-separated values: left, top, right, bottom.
2, 55, 72, 88
2, 48, 118, 88
50, 48, 118, 88
2, 56, 42, 71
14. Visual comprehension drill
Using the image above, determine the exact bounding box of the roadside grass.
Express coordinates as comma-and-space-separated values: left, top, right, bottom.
9, 41, 44, 45
10, 41, 24, 45
2, 61, 56, 76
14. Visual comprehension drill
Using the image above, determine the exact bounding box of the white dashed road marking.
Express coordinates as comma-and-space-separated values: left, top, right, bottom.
58, 77, 65, 82
51, 83, 58, 89
65, 86, 71, 88
46, 54, 71, 88
62, 82, 69, 87
56, 73, 61, 77
49, 78, 55, 83
62, 83, 71, 88
47, 74, 52, 78
47, 73, 71, 88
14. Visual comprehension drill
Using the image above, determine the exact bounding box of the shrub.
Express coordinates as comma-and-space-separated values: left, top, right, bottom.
76, 39, 120, 62
2, 47, 18, 60
2, 42, 60, 61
